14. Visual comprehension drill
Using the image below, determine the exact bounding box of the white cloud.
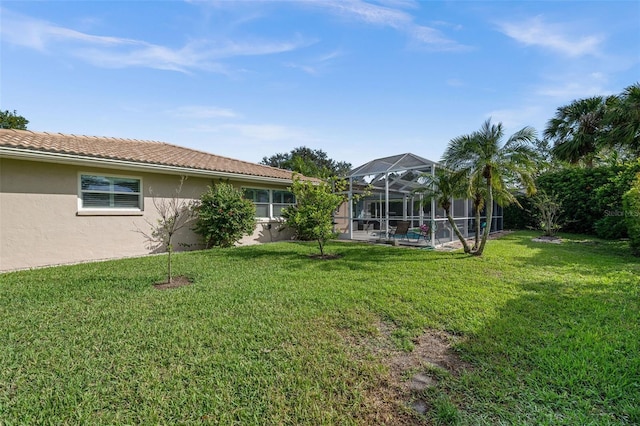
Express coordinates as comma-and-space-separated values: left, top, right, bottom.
497, 16, 603, 57
171, 106, 239, 119
485, 106, 545, 132
535, 72, 612, 101
304, 0, 468, 51
0, 8, 311, 73
284, 49, 345, 76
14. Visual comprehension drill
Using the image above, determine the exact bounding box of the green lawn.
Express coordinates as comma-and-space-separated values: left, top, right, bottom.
1, 231, 638, 425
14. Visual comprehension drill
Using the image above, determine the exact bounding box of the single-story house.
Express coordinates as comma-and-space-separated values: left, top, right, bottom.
0, 129, 301, 272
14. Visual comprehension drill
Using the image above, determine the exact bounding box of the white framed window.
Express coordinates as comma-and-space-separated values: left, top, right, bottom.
272, 190, 296, 217
78, 173, 143, 213
243, 188, 295, 218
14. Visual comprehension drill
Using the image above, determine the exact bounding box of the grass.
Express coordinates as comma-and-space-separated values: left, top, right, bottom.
0, 231, 638, 424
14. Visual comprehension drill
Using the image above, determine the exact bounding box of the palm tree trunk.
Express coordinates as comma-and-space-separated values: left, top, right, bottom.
474, 204, 481, 250
446, 211, 471, 253
475, 185, 493, 256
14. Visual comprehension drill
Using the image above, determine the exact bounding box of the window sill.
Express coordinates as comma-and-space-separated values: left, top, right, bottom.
77, 210, 144, 216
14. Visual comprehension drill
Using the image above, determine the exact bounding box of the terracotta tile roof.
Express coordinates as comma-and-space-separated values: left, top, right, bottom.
0, 129, 297, 181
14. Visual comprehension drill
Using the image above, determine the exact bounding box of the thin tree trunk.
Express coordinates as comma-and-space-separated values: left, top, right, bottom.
475, 185, 493, 256
446, 211, 471, 253
167, 244, 173, 284
474, 205, 481, 251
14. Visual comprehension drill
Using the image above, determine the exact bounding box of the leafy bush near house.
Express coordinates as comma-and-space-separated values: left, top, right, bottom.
194, 182, 256, 248
281, 175, 346, 257
623, 174, 640, 256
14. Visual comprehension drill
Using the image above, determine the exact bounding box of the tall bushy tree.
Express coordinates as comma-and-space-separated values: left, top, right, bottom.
281, 175, 346, 257
443, 119, 538, 255
194, 182, 256, 248
0, 110, 29, 130
544, 97, 606, 167
261, 146, 351, 178
603, 83, 640, 157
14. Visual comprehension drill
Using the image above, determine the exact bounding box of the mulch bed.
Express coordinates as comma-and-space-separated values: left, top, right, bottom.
153, 275, 193, 290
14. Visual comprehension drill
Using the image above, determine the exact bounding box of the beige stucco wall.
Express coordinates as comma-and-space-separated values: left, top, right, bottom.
0, 158, 294, 272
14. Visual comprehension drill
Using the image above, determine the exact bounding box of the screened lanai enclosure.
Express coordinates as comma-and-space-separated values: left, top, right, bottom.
334, 153, 503, 246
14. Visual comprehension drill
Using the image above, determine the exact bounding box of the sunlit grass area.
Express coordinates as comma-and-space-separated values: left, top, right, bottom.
1, 231, 638, 424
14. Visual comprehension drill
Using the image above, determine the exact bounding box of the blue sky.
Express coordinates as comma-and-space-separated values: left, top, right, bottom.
2, 1, 639, 168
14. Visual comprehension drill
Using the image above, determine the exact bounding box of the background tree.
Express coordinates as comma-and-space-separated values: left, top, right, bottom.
544, 96, 606, 167
443, 119, 537, 256
138, 176, 197, 284
281, 175, 347, 257
261, 146, 351, 178
0, 110, 29, 130
194, 182, 256, 248
603, 83, 640, 157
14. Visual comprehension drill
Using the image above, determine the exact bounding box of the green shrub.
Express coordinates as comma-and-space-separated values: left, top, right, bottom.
194, 182, 256, 248
594, 160, 640, 239
281, 176, 346, 257
622, 174, 640, 256
503, 194, 536, 230
535, 162, 640, 238
537, 167, 612, 235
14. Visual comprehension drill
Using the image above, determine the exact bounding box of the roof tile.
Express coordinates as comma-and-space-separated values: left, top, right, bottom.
0, 129, 297, 181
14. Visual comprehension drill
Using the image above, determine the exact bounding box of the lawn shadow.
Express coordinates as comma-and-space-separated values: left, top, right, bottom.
453, 272, 639, 424
212, 240, 472, 273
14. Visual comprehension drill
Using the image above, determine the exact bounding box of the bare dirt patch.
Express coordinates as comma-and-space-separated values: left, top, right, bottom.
153, 275, 193, 290
532, 235, 562, 244
343, 321, 472, 424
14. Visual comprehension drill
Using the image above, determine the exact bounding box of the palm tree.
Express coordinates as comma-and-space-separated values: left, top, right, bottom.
544, 96, 606, 167
415, 168, 472, 253
603, 83, 640, 157
467, 171, 487, 251
443, 119, 538, 256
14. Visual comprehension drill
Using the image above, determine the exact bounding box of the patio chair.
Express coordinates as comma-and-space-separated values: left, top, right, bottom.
391, 221, 411, 241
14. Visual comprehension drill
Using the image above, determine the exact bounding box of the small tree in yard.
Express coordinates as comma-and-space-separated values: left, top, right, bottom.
531, 190, 563, 237
282, 175, 346, 258
139, 176, 197, 284
194, 182, 256, 248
